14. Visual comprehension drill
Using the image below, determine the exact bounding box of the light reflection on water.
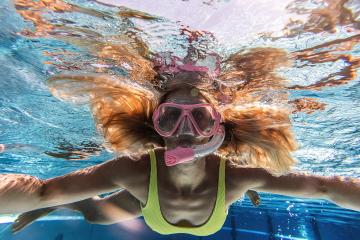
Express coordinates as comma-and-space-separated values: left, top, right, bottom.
0, 0, 359, 230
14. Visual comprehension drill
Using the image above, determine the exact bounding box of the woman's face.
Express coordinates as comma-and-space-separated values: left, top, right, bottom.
162, 88, 211, 149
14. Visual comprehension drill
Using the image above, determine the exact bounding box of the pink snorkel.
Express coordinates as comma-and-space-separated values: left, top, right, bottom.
164, 125, 225, 166
152, 51, 224, 166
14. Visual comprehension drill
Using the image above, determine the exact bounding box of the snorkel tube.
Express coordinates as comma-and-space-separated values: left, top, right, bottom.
164, 125, 225, 166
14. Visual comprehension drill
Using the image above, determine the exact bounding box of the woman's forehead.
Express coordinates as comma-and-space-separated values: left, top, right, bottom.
165, 88, 208, 104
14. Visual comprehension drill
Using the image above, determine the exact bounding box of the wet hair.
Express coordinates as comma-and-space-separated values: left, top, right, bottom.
47, 47, 297, 175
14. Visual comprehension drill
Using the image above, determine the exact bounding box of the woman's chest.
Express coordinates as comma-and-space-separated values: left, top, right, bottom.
157, 186, 219, 226
126, 163, 249, 212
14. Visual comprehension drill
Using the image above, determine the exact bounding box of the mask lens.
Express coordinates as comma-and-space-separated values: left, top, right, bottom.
191, 106, 215, 134
157, 106, 182, 133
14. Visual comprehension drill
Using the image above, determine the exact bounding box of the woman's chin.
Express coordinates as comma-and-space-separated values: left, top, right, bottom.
167, 141, 194, 148
179, 143, 192, 148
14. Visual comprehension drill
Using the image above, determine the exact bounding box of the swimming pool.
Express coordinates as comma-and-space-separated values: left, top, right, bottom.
0, 0, 360, 239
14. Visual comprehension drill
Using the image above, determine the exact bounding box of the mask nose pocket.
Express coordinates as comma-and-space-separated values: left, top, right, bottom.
177, 116, 196, 135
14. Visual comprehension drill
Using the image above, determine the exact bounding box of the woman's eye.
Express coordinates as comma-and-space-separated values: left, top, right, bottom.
194, 111, 204, 118
169, 114, 179, 121
192, 109, 208, 119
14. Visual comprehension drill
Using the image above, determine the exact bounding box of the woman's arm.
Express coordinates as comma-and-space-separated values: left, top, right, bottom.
234, 168, 360, 211
0, 155, 146, 214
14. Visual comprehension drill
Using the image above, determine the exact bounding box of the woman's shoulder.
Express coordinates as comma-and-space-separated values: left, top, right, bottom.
107, 151, 151, 177
114, 147, 165, 170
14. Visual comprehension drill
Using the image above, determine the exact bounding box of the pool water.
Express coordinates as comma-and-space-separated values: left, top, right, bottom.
0, 0, 360, 239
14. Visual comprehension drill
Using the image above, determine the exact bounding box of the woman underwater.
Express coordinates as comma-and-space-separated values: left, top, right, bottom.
1, 0, 360, 236
1, 48, 360, 236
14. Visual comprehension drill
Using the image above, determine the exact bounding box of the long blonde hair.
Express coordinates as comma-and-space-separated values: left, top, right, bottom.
47, 47, 298, 175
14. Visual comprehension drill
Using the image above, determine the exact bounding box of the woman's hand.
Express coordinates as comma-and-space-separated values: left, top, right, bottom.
232, 168, 360, 211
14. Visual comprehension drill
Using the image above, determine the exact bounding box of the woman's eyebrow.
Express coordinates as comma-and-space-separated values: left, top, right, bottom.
166, 97, 205, 103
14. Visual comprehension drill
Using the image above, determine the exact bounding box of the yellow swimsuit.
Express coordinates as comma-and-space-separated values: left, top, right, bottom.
140, 148, 228, 236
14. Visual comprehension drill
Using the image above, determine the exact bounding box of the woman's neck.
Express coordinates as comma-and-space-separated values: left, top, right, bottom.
158, 154, 208, 194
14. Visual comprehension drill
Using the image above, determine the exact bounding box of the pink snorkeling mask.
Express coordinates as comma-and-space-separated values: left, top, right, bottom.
152, 103, 225, 166
152, 102, 221, 138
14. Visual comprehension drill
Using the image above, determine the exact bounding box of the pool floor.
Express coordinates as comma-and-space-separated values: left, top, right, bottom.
1, 206, 359, 240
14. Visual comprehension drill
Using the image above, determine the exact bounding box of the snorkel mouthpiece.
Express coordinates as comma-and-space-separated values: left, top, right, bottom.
165, 147, 195, 166
164, 126, 225, 166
